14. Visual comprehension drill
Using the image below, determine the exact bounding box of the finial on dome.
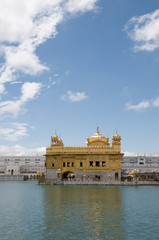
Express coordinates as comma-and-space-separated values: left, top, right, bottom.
53, 130, 58, 137
97, 126, 99, 134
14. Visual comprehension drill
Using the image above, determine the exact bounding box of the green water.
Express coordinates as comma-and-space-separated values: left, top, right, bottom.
0, 182, 158, 239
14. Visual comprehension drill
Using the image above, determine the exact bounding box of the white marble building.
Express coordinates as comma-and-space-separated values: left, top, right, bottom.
122, 156, 159, 174
0, 156, 46, 177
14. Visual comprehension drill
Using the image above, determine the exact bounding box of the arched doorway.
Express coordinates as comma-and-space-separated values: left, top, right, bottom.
62, 171, 74, 180
11, 169, 14, 175
115, 172, 118, 180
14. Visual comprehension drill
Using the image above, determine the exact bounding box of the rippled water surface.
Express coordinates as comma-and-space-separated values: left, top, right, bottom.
0, 182, 159, 239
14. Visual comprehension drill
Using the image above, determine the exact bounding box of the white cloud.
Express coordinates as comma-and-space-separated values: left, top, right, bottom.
48, 81, 56, 88
0, 0, 98, 94
0, 84, 5, 95
124, 151, 137, 156
0, 145, 45, 156
65, 70, 71, 76
54, 74, 59, 77
4, 45, 48, 75
126, 100, 150, 111
0, 66, 16, 94
65, 0, 98, 14
0, 0, 98, 153
61, 90, 88, 102
0, 123, 29, 141
125, 96, 159, 111
21, 82, 42, 101
125, 9, 159, 52
0, 82, 42, 117
152, 97, 159, 107
11, 81, 22, 85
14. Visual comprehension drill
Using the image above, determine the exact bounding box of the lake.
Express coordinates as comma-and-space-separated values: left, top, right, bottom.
0, 182, 158, 239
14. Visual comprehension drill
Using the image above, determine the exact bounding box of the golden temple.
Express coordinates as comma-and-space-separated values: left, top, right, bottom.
45, 128, 123, 181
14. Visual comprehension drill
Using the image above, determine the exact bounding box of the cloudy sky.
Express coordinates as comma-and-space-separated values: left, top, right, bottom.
0, 0, 159, 155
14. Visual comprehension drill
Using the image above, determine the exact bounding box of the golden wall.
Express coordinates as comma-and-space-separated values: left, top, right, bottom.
45, 129, 123, 180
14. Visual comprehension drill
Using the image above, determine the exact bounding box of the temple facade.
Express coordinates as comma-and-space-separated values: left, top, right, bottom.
45, 128, 123, 181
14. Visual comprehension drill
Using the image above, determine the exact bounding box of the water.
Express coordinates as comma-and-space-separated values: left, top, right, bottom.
0, 182, 158, 240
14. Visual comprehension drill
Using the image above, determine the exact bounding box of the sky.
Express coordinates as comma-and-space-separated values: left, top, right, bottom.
0, 0, 159, 156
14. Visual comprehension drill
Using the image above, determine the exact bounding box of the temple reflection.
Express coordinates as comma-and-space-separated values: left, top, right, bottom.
42, 186, 126, 239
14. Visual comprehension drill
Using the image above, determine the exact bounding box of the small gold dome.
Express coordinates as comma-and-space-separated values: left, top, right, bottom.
53, 133, 58, 141
58, 138, 62, 143
115, 131, 119, 137
91, 127, 105, 139
87, 127, 110, 146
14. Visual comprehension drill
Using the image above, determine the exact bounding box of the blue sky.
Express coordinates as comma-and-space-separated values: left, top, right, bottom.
0, 0, 159, 155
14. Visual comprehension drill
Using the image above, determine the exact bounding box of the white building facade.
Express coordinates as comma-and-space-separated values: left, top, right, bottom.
122, 156, 159, 178
0, 156, 46, 177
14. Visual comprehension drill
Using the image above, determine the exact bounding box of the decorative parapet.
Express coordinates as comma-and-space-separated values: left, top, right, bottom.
46, 145, 121, 155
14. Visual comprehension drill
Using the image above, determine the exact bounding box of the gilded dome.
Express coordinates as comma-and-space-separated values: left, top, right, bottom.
87, 127, 110, 146
91, 131, 105, 139
91, 127, 104, 138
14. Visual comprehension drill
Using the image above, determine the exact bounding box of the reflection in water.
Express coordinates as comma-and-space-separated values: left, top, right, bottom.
43, 186, 125, 239
0, 183, 159, 239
